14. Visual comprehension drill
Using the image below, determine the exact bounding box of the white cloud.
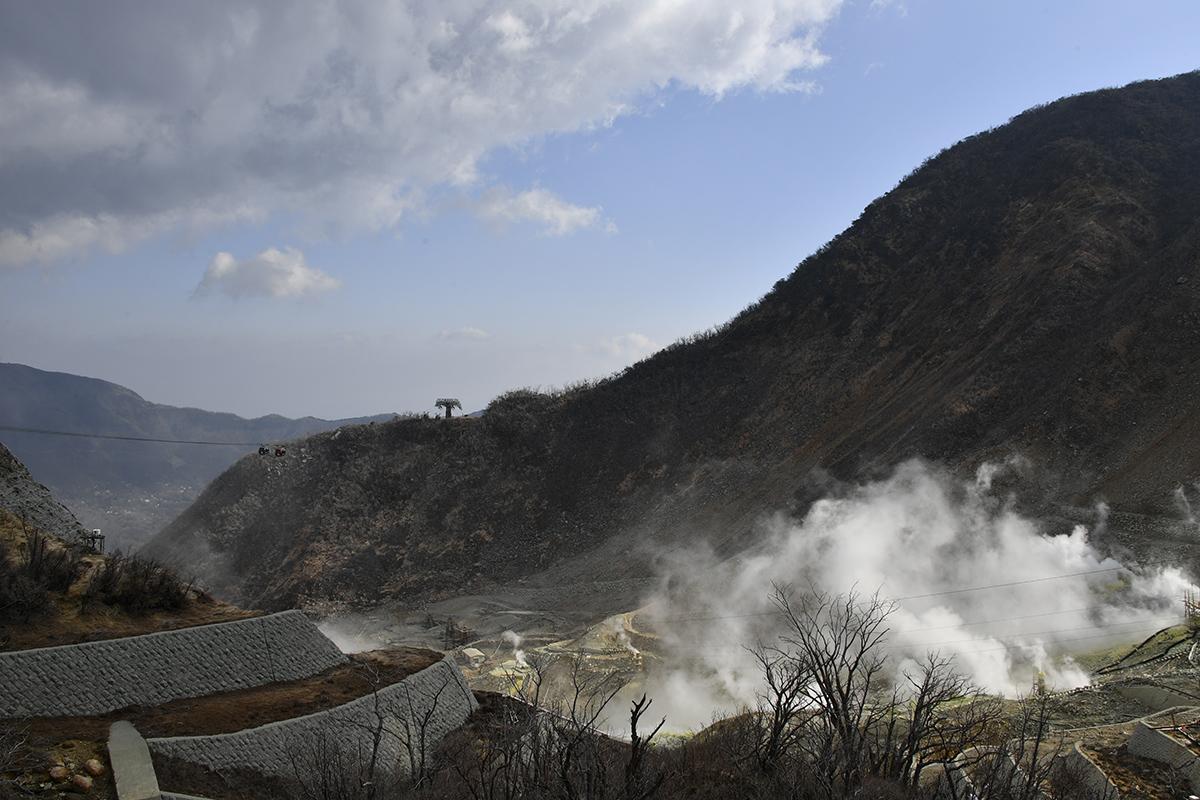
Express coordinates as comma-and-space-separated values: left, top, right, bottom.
477, 186, 610, 236
592, 332, 660, 358
438, 326, 492, 341
194, 247, 341, 299
0, 1, 844, 266
868, 0, 907, 15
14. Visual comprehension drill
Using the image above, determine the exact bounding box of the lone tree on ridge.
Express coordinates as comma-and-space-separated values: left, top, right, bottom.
435, 398, 462, 419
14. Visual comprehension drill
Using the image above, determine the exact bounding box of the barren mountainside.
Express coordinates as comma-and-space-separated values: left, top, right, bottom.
148, 72, 1200, 611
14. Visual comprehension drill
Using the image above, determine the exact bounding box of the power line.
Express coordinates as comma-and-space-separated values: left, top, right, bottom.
691, 618, 1185, 652
644, 603, 1119, 630
897, 605, 1108, 632
892, 568, 1126, 601
962, 623, 1186, 656
0, 424, 262, 448
898, 615, 1181, 648
645, 618, 1187, 655
644, 567, 1128, 623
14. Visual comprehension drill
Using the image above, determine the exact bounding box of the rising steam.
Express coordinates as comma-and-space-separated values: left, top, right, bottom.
641, 460, 1193, 730
502, 629, 528, 667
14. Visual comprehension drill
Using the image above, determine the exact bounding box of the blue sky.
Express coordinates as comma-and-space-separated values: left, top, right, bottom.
1, 1, 1197, 418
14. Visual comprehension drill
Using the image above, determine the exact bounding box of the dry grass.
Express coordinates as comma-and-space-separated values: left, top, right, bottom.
0, 509, 256, 651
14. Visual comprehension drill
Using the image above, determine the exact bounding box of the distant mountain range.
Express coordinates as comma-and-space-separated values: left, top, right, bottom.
147, 72, 1200, 612
0, 363, 394, 548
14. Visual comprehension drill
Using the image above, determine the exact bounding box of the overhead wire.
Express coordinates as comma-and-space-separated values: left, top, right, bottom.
0, 424, 263, 447
652, 617, 1189, 655
644, 567, 1129, 623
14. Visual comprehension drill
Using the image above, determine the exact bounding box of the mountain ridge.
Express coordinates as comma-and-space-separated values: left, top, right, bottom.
0, 362, 396, 548
147, 71, 1200, 611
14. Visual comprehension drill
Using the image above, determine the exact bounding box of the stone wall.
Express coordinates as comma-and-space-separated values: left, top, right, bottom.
0, 611, 347, 718
147, 656, 477, 785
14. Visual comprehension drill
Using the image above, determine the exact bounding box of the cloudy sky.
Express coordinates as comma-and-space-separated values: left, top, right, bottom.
2, 1, 1197, 418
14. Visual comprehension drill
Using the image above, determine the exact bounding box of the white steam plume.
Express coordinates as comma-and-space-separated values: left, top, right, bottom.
641, 460, 1193, 730
1174, 484, 1196, 525
604, 615, 641, 655
502, 629, 528, 667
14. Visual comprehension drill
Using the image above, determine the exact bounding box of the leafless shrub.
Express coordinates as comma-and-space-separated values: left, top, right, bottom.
286, 660, 460, 800
0, 723, 35, 797
82, 551, 193, 613
20, 526, 80, 592
0, 534, 48, 624
288, 727, 383, 800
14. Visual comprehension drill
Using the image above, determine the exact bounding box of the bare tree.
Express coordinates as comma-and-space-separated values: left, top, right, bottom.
869, 652, 1000, 791
395, 674, 454, 787
286, 659, 455, 800
742, 584, 1014, 800
624, 695, 666, 800
747, 640, 809, 776
774, 583, 896, 797
435, 651, 663, 800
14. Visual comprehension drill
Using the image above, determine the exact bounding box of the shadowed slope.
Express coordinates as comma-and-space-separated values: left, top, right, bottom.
149, 72, 1200, 610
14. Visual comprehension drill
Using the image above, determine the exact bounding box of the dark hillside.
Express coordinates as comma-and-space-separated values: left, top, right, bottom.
148, 72, 1200, 610
0, 441, 85, 541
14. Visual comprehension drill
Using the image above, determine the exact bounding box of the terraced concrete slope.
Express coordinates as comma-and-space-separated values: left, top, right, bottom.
0, 611, 346, 718
149, 72, 1200, 610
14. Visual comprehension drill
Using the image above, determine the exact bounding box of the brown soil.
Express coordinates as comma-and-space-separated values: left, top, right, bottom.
25, 648, 442, 742
154, 754, 293, 800
1, 737, 116, 800
1, 591, 259, 652
0, 511, 258, 652
1084, 744, 1189, 800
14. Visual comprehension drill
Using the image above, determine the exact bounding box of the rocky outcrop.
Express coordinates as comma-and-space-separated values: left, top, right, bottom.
0, 440, 85, 541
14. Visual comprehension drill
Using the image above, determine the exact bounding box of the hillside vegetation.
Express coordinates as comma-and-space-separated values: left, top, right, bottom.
0, 508, 252, 650
149, 72, 1200, 611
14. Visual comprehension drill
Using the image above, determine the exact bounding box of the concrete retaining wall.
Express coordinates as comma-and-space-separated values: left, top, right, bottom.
1060, 744, 1119, 800
1127, 720, 1200, 792
1115, 683, 1200, 712
147, 656, 477, 784
0, 611, 347, 718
